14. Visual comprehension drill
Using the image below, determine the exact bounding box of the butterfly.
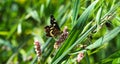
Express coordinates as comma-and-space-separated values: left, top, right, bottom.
45, 15, 61, 37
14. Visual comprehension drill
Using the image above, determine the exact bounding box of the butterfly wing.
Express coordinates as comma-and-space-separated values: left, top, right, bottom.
45, 15, 61, 37
45, 26, 52, 37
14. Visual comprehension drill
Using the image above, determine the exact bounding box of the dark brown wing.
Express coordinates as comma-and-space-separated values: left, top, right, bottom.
50, 15, 60, 30
51, 26, 61, 36
45, 15, 61, 37
50, 15, 55, 24
45, 26, 52, 37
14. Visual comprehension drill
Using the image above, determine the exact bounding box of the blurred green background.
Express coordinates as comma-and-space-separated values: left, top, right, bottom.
0, 0, 71, 64
0, 0, 120, 64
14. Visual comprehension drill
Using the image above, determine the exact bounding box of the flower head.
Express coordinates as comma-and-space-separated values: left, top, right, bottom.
77, 52, 84, 62
34, 40, 41, 58
54, 26, 69, 49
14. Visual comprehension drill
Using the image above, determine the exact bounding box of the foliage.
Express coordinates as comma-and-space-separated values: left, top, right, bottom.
0, 0, 120, 64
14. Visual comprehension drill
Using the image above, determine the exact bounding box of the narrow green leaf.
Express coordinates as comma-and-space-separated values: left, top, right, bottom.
40, 4, 44, 17
56, 2, 70, 21
86, 26, 120, 50
52, 0, 98, 63
85, 52, 90, 64
52, 25, 96, 64
0, 31, 8, 36
30, 10, 40, 22
116, 33, 120, 49
7, 23, 18, 39
26, 9, 40, 23
116, 16, 120, 22
46, 0, 50, 7
101, 2, 120, 20
17, 23, 22, 35
74, 0, 98, 29
96, 7, 103, 31
72, 0, 80, 26
101, 50, 120, 63
81, 21, 93, 35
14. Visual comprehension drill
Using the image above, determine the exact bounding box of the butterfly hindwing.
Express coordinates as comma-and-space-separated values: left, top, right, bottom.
45, 26, 52, 37
45, 15, 61, 37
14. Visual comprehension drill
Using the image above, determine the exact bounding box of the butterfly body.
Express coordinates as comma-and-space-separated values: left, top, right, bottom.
45, 15, 61, 37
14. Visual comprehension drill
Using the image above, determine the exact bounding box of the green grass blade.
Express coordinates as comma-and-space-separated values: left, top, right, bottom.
85, 52, 90, 64
72, 0, 80, 26
52, 1, 98, 63
52, 25, 96, 64
29, 10, 40, 23
96, 7, 103, 31
86, 26, 120, 50
56, 2, 70, 21
6, 23, 18, 39
101, 50, 120, 63
116, 33, 120, 49
74, 0, 98, 29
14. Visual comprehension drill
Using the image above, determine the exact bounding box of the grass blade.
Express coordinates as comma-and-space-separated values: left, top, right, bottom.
72, 0, 80, 26
86, 26, 120, 50
52, 1, 98, 63
96, 7, 103, 31
101, 50, 120, 63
